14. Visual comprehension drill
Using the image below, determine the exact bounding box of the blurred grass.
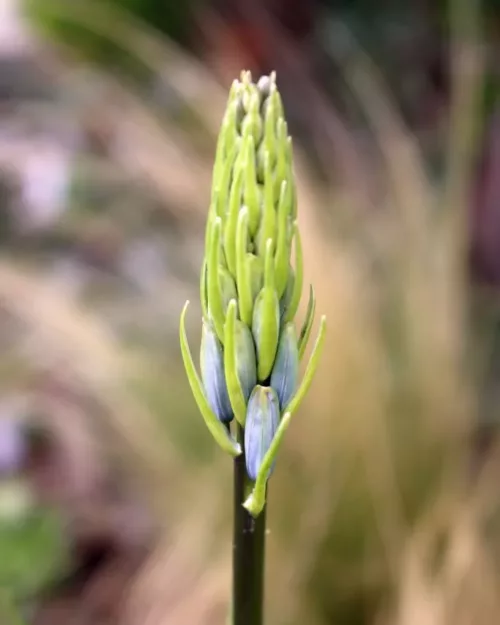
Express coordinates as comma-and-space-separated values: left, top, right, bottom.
0, 0, 498, 624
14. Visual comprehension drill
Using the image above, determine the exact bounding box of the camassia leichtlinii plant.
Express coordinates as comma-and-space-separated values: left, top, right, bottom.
179, 71, 326, 625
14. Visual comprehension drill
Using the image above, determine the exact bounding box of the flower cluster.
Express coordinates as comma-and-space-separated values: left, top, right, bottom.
180, 71, 325, 516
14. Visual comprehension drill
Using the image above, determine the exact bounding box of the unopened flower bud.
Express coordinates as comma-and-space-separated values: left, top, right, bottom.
219, 266, 238, 314
252, 285, 280, 381
244, 385, 280, 480
179, 70, 326, 480
247, 253, 264, 302
200, 321, 233, 423
270, 323, 299, 409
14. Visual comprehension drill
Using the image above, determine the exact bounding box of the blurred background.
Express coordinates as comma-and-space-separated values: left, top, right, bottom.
0, 0, 498, 623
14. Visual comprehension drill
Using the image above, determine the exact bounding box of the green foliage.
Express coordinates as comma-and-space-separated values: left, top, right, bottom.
25, 0, 195, 80
0, 494, 68, 601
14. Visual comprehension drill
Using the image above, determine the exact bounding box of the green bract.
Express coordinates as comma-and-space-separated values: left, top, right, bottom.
179, 71, 327, 517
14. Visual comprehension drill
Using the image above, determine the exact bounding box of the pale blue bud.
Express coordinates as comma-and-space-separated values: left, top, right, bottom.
200, 321, 233, 423
245, 385, 280, 480
270, 323, 299, 409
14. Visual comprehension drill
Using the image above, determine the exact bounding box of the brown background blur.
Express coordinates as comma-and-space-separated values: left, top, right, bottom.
0, 1, 499, 624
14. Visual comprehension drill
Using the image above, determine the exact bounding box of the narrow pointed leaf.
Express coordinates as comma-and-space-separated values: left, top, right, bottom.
285, 316, 327, 416
207, 217, 225, 343
236, 208, 253, 326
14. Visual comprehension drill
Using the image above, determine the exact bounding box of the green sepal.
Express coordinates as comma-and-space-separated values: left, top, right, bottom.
216, 137, 239, 222
236, 208, 254, 327
270, 84, 284, 121
246, 253, 264, 302
256, 150, 276, 258
200, 259, 208, 320
224, 300, 250, 426
224, 163, 244, 277
275, 119, 289, 196
298, 285, 316, 360
284, 222, 303, 323
287, 137, 298, 219
243, 135, 260, 236
211, 101, 233, 201
179, 301, 241, 456
274, 180, 291, 298
252, 240, 280, 381
207, 217, 226, 343
241, 91, 263, 147
279, 270, 295, 323
263, 100, 277, 168
219, 266, 238, 315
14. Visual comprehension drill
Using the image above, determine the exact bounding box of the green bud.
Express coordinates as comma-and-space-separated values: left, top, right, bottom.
252, 241, 280, 381
255, 151, 276, 258
246, 253, 264, 302
234, 318, 258, 402
224, 164, 244, 277
219, 266, 238, 315
243, 135, 261, 236
252, 288, 279, 381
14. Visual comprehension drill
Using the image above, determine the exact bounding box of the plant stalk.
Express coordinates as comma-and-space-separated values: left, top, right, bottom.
232, 424, 267, 625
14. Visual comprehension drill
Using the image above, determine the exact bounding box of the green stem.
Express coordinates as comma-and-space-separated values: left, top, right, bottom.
233, 424, 267, 625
